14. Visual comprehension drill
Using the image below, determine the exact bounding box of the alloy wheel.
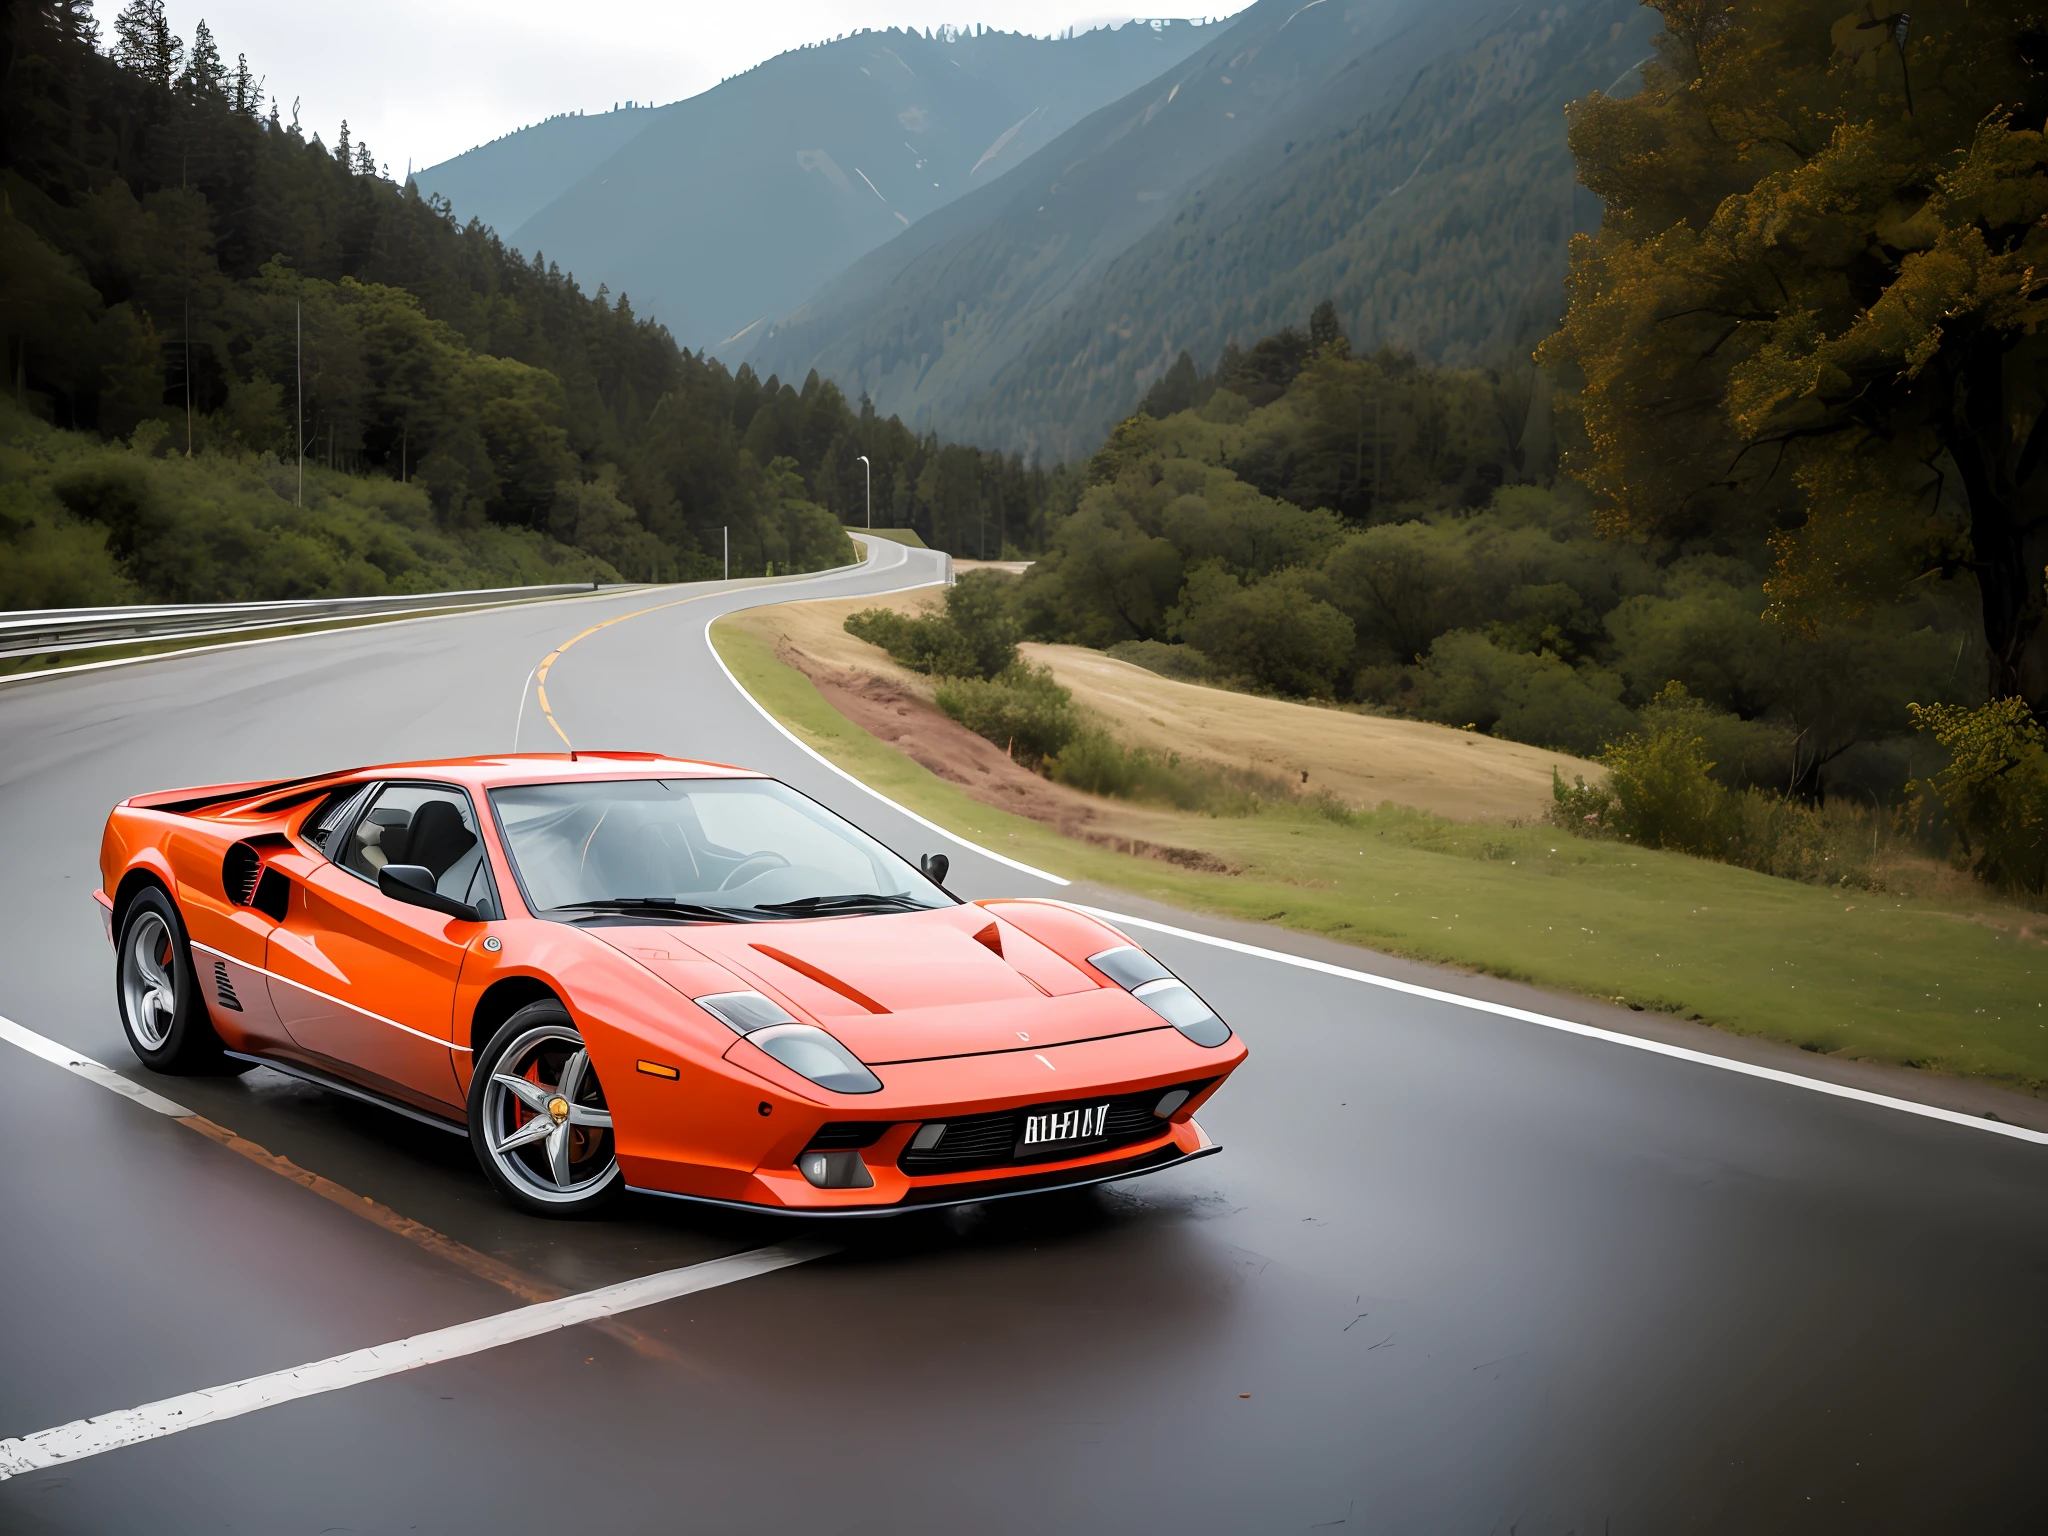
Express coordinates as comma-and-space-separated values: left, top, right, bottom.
121, 911, 178, 1051
478, 1023, 617, 1206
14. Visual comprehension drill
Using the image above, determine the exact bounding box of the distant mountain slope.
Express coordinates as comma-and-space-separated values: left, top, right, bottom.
477, 21, 1221, 353
411, 105, 659, 240
749, 0, 1658, 460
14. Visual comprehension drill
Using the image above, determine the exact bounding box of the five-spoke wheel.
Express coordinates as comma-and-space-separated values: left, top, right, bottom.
468, 1002, 621, 1215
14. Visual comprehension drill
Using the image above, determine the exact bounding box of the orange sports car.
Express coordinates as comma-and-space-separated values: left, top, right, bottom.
96, 754, 1245, 1216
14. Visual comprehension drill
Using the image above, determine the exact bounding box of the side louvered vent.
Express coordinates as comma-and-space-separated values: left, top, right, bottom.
212, 960, 244, 1012
222, 842, 261, 905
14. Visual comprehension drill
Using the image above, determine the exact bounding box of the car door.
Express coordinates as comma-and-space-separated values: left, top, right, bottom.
264, 781, 499, 1115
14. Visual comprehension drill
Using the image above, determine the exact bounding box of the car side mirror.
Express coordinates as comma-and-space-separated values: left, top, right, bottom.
378, 863, 481, 922
919, 853, 950, 887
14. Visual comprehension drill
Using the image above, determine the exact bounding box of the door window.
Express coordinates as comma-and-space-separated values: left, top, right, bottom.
339, 784, 498, 918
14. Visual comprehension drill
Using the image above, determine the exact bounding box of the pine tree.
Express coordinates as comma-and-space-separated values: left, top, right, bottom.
181, 19, 225, 97
1309, 298, 1347, 355
112, 0, 181, 87
353, 139, 376, 177
335, 118, 351, 165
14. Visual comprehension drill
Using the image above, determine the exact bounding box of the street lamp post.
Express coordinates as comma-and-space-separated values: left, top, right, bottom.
856, 454, 871, 529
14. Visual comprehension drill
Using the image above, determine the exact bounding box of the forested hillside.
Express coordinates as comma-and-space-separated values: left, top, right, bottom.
446, 20, 1222, 356
0, 1, 1059, 608
750, 0, 1656, 460
991, 302, 1980, 828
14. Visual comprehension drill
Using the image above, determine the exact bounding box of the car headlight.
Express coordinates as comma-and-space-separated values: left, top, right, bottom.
1088, 947, 1232, 1048
696, 990, 883, 1094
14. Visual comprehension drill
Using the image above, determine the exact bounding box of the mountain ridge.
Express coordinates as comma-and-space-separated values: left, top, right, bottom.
418, 21, 1223, 353
749, 0, 1658, 460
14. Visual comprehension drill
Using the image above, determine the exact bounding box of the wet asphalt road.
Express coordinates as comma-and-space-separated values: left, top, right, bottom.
1, 540, 2045, 1533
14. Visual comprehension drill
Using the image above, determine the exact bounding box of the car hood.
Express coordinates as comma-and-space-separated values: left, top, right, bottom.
587, 906, 1164, 1063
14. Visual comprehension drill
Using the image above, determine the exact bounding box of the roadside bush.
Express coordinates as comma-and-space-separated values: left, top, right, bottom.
1599, 696, 1731, 856
1911, 698, 2048, 894
934, 663, 1077, 765
1046, 731, 1208, 809
845, 569, 1020, 680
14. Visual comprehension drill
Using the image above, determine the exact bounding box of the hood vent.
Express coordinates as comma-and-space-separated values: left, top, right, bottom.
972, 922, 1003, 957
749, 943, 889, 1014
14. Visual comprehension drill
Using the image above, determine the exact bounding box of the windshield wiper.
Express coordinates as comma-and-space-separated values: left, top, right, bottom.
554, 898, 753, 923
755, 893, 933, 916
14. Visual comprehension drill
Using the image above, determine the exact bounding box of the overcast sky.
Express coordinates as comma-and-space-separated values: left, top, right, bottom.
107, 3, 1250, 173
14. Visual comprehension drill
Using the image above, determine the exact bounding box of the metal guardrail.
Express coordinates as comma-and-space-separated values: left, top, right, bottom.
0, 583, 631, 661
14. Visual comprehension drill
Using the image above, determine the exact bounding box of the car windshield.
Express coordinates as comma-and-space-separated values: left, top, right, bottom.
488, 777, 954, 922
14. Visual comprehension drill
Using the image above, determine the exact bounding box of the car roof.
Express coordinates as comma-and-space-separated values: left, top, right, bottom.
333, 753, 762, 791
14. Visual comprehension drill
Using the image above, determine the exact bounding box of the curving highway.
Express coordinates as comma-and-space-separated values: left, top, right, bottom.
1, 538, 2044, 1532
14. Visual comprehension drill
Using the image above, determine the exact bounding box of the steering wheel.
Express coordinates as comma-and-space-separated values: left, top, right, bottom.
717, 852, 791, 891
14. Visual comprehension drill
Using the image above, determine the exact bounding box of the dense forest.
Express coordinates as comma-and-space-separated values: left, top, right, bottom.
0, 1, 1063, 606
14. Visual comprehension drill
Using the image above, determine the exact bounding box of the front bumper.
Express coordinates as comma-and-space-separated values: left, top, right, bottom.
627, 1126, 1220, 1218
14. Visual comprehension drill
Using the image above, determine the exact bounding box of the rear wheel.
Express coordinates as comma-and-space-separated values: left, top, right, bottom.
467, 1001, 621, 1217
116, 886, 242, 1074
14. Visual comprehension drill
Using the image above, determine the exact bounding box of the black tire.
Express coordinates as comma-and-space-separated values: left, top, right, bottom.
467, 1000, 623, 1218
115, 885, 245, 1075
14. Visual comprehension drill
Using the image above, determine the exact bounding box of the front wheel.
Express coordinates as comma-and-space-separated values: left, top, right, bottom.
467, 1001, 622, 1217
116, 886, 241, 1074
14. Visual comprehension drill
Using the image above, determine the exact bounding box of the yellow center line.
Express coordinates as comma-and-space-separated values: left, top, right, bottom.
532, 590, 729, 748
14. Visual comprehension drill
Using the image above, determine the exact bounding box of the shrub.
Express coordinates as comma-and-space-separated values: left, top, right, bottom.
1550, 769, 1618, 834
844, 569, 1020, 680
1600, 706, 1731, 856
934, 664, 1078, 765
1911, 698, 2048, 894
1046, 731, 1209, 809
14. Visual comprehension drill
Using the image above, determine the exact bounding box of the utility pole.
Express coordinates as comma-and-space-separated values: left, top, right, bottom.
295, 301, 303, 508
183, 294, 193, 456
856, 454, 871, 528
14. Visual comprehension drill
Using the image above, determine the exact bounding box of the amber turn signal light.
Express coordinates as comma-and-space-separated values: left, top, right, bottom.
636, 1060, 680, 1079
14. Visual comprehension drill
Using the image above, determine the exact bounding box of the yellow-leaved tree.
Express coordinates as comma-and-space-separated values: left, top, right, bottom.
1539, 2, 2048, 711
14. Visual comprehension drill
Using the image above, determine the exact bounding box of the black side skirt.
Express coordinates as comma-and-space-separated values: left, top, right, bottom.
222, 1051, 468, 1136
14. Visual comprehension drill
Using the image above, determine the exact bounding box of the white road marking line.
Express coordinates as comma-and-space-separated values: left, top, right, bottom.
0, 1015, 192, 1117
1073, 905, 2048, 1149
0, 1241, 835, 1479
701, 541, 1071, 887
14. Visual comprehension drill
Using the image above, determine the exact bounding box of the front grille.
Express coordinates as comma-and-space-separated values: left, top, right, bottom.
899, 1079, 1213, 1175
805, 1122, 889, 1151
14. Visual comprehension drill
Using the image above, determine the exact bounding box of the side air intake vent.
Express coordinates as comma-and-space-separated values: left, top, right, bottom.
225, 839, 292, 919
252, 867, 291, 921
222, 842, 261, 905
212, 960, 244, 1012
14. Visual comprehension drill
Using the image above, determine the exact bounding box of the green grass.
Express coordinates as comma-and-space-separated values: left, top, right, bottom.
714, 620, 2048, 1096
851, 527, 929, 549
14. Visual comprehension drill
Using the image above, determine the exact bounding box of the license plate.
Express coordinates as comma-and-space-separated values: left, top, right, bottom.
1016, 1100, 1111, 1157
